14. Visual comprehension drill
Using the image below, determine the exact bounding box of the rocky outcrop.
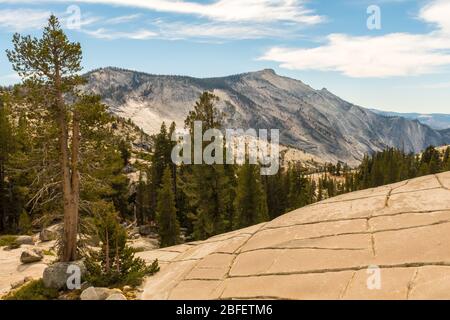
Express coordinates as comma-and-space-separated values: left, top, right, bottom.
140, 172, 450, 300
0, 240, 56, 296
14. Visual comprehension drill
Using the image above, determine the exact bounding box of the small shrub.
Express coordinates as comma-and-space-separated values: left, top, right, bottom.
0, 235, 18, 247
42, 249, 55, 256
2, 279, 59, 300
83, 201, 160, 288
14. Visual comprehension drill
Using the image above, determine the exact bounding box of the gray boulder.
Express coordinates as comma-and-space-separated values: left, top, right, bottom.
39, 228, 58, 242
43, 260, 86, 290
80, 287, 123, 300
138, 225, 156, 236
106, 293, 127, 300
16, 236, 34, 245
20, 249, 43, 264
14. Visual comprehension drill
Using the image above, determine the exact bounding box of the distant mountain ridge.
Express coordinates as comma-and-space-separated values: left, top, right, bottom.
370, 109, 450, 130
83, 67, 450, 165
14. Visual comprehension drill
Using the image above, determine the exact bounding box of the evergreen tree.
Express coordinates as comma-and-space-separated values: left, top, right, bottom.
149, 122, 173, 221
156, 167, 180, 247
183, 92, 233, 240
234, 164, 269, 229
135, 171, 150, 225
84, 201, 159, 287
7, 16, 84, 261
0, 96, 13, 232
444, 147, 450, 171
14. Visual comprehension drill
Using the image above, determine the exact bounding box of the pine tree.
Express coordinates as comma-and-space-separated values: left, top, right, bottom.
84, 201, 159, 287
183, 92, 233, 240
156, 167, 180, 247
135, 171, 150, 225
234, 164, 269, 229
0, 95, 13, 233
149, 122, 173, 221
7, 16, 84, 261
444, 147, 450, 171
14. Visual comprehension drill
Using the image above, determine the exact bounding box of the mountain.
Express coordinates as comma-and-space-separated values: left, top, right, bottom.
441, 128, 450, 141
83, 67, 450, 165
370, 110, 450, 130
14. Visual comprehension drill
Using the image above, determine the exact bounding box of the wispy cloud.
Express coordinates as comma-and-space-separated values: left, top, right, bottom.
260, 0, 450, 78
0, 0, 322, 40
82, 27, 157, 40
0, 0, 324, 24
105, 14, 141, 25
152, 20, 297, 40
0, 9, 51, 31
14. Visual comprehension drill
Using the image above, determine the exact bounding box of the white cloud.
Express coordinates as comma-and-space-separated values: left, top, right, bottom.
419, 0, 450, 33
0, 0, 323, 24
153, 20, 292, 40
82, 28, 157, 40
0, 9, 51, 31
105, 14, 141, 25
260, 0, 450, 78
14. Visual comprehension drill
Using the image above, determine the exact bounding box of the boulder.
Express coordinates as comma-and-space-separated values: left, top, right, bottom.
39, 228, 58, 242
80, 287, 100, 300
15, 236, 34, 245
80, 287, 123, 300
10, 276, 34, 289
20, 248, 43, 264
42, 261, 86, 290
106, 293, 127, 300
129, 237, 159, 252
138, 225, 156, 236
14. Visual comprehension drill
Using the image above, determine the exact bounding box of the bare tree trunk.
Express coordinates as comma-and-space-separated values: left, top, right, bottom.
56, 71, 80, 262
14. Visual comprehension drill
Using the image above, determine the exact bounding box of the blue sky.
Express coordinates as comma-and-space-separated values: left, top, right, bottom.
0, 0, 449, 114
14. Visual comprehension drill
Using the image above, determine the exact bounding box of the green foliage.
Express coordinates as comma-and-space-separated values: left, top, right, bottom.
353, 146, 448, 190
18, 211, 32, 234
0, 235, 18, 247
182, 92, 235, 240
234, 164, 268, 229
3, 279, 58, 300
83, 201, 159, 287
156, 167, 180, 247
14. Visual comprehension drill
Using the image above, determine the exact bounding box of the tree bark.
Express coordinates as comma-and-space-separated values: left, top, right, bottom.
56, 69, 80, 262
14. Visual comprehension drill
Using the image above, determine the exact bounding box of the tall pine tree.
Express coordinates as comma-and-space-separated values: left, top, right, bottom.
156, 167, 180, 247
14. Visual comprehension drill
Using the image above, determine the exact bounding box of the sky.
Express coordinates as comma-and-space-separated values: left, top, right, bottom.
0, 0, 449, 114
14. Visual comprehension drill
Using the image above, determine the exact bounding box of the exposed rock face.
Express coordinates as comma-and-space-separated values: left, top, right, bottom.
84, 67, 450, 165
0, 241, 56, 296
140, 172, 450, 300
